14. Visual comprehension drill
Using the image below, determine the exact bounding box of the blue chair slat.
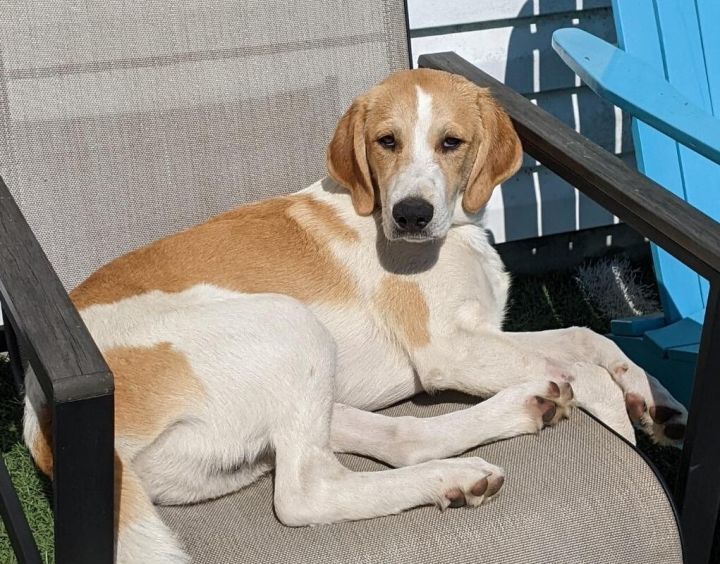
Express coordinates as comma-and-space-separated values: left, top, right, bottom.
615, 0, 713, 321
654, 2, 712, 110
610, 313, 665, 338
697, 0, 720, 115
644, 317, 704, 356
551, 29, 720, 166
695, 0, 720, 301
667, 344, 701, 363
653, 1, 718, 308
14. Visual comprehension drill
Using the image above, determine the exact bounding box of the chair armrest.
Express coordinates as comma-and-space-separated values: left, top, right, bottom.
419, 51, 720, 564
0, 173, 114, 563
0, 175, 112, 403
551, 28, 720, 165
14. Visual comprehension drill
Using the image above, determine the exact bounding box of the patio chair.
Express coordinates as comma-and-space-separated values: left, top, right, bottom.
0, 1, 713, 562
551, 0, 720, 410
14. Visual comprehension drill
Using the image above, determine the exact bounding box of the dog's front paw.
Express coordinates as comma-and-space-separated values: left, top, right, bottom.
615, 362, 687, 447
625, 391, 687, 446
434, 458, 505, 509
526, 380, 574, 428
491, 380, 575, 437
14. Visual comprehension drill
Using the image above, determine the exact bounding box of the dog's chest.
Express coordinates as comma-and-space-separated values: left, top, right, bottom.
313, 224, 509, 408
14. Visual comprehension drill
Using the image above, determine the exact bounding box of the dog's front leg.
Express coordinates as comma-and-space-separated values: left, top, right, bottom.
414, 327, 686, 446
503, 327, 687, 446
506, 327, 687, 445
331, 377, 573, 467
412, 330, 636, 443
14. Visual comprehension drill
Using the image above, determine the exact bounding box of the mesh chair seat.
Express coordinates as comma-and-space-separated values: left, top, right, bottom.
160, 394, 682, 564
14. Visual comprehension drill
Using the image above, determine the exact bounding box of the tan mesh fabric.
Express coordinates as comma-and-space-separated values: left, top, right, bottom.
159, 396, 682, 564
0, 1, 409, 289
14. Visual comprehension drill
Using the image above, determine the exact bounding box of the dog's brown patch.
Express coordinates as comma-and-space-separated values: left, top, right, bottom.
114, 452, 145, 531
29, 406, 53, 477
105, 342, 203, 438
287, 196, 360, 245
71, 195, 359, 309
374, 276, 430, 348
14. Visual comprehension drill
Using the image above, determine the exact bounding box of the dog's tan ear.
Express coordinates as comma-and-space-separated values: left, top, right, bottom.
462, 92, 523, 214
326, 97, 375, 216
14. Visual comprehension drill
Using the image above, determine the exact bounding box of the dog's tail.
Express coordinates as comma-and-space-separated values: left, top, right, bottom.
113, 453, 190, 563
23, 390, 190, 563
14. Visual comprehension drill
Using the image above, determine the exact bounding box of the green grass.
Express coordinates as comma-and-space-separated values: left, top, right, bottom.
0, 257, 683, 561
0, 357, 54, 563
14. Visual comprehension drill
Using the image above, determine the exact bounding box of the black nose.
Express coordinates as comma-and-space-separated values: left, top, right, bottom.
392, 198, 434, 233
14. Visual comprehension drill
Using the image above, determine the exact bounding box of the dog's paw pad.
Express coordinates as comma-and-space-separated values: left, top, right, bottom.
649, 405, 681, 424
527, 381, 574, 427
485, 474, 504, 498
444, 488, 466, 508
626, 392, 686, 446
531, 396, 557, 424
625, 392, 647, 422
470, 477, 488, 497
439, 460, 505, 511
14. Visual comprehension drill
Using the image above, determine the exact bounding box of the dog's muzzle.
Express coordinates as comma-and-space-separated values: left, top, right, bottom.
392, 197, 434, 236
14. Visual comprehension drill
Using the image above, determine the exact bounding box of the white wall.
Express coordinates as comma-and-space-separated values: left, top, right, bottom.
407, 0, 630, 243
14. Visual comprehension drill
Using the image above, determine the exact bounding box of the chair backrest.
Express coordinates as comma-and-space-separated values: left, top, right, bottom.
612, 0, 719, 324
0, 1, 409, 290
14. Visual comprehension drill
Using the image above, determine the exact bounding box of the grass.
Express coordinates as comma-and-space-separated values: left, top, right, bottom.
0, 356, 54, 563
0, 254, 683, 562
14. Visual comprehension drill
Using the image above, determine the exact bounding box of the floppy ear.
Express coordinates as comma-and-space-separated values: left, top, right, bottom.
462, 91, 523, 214
326, 97, 375, 215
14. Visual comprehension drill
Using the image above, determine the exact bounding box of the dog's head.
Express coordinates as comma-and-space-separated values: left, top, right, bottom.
327, 69, 522, 242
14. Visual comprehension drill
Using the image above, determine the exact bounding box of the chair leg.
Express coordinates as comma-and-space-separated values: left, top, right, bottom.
677, 282, 720, 564
53, 395, 115, 564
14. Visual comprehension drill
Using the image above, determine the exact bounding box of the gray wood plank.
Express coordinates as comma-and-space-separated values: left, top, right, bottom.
409, 0, 611, 31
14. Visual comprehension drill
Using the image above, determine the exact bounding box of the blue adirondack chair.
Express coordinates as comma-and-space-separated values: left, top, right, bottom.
551, 0, 720, 407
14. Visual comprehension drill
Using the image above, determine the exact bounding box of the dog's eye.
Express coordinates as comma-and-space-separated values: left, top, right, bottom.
378, 135, 396, 149
442, 137, 462, 150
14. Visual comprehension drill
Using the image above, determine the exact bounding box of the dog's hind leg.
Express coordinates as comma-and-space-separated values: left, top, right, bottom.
330, 378, 573, 467
131, 419, 274, 506
265, 301, 505, 525
273, 421, 506, 525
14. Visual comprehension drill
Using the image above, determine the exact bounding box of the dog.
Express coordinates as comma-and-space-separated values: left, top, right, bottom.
23, 68, 688, 563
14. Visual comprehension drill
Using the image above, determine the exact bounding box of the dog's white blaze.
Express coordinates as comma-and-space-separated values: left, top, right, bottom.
383, 84, 454, 239
411, 86, 435, 177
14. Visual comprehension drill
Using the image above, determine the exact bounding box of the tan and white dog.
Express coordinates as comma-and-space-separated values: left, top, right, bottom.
24, 69, 687, 563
